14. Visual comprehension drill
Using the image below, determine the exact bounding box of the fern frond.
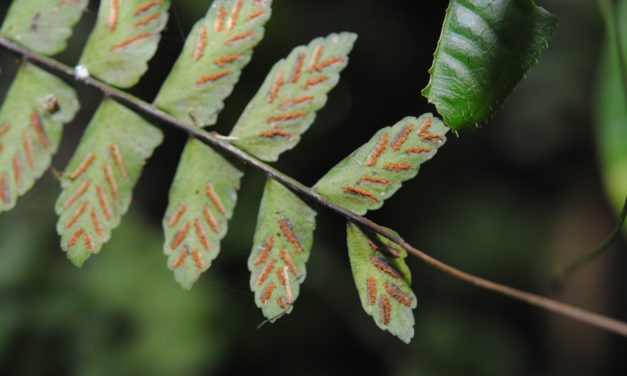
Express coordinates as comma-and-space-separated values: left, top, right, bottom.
248, 178, 316, 320
0, 63, 79, 213
79, 0, 171, 87
230, 32, 356, 162
1, 0, 87, 56
347, 223, 416, 343
162, 139, 242, 289
55, 99, 162, 266
156, 0, 274, 288
314, 114, 448, 215
155, 0, 273, 127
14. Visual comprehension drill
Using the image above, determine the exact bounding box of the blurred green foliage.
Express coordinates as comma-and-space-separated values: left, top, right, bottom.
595, 0, 627, 216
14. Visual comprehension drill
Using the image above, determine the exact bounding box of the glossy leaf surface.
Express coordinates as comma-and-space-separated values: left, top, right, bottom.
422, 0, 557, 129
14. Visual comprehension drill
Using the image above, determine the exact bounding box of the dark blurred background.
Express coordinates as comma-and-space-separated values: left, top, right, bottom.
0, 0, 626, 375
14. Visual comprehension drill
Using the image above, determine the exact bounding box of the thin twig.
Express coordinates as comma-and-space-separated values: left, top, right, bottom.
554, 195, 627, 287
1, 35, 627, 337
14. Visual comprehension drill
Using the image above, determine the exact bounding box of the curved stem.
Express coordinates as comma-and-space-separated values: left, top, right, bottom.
1, 35, 627, 337
555, 195, 627, 286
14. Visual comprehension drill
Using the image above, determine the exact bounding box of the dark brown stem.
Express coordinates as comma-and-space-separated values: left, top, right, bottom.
1, 35, 627, 337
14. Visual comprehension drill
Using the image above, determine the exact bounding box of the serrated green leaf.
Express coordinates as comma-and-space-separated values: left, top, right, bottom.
162, 139, 242, 289
55, 99, 163, 266
595, 0, 627, 214
422, 0, 557, 129
230, 32, 356, 161
79, 0, 170, 88
154, 0, 273, 126
0, 63, 79, 213
313, 114, 448, 216
346, 222, 416, 343
1, 0, 87, 56
248, 178, 316, 320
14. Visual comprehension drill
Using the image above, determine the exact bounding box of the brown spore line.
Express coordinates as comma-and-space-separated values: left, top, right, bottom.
167, 202, 187, 228
279, 218, 302, 253
215, 5, 226, 32
267, 71, 285, 103
257, 258, 276, 286
253, 235, 274, 265
22, 132, 34, 169
193, 26, 207, 61
95, 184, 112, 220
259, 129, 292, 138
301, 75, 328, 89
226, 0, 243, 30
384, 281, 413, 307
391, 123, 414, 151
371, 254, 403, 279
365, 133, 388, 166
63, 178, 91, 209
0, 173, 9, 205
261, 282, 276, 303
68, 153, 95, 179
193, 218, 211, 251
108, 0, 119, 31
379, 295, 391, 325
247, 9, 265, 21
30, 112, 49, 147
170, 221, 191, 250
134, 13, 160, 28
111, 33, 152, 50
343, 185, 379, 202
109, 143, 129, 178
2, 156, 19, 187
196, 71, 231, 85
366, 276, 377, 305
205, 183, 226, 214
191, 248, 204, 269
289, 53, 305, 83
226, 30, 254, 45
133, 0, 162, 16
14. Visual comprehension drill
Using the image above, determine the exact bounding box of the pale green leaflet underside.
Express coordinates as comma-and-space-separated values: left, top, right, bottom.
162, 139, 242, 289
155, 0, 273, 127
248, 179, 316, 320
1, 0, 87, 56
158, 0, 273, 289
230, 32, 356, 162
0, 63, 79, 213
79, 0, 171, 88
347, 223, 416, 343
314, 114, 448, 216
55, 99, 162, 266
